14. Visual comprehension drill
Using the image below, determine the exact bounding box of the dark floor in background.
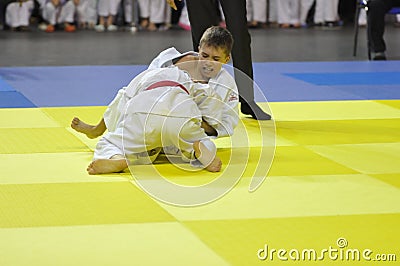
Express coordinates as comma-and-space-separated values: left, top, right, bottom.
1, 24, 399, 67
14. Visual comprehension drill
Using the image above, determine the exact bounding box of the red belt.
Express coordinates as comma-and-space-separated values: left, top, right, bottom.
145, 80, 189, 94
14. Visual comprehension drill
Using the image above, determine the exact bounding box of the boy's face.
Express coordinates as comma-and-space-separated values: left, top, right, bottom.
198, 45, 230, 79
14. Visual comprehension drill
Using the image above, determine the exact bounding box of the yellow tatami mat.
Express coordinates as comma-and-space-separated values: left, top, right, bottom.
276, 119, 400, 145
0, 128, 91, 154
309, 142, 400, 174
0, 182, 174, 228
269, 100, 400, 121
0, 223, 228, 266
158, 174, 400, 221
0, 152, 128, 184
184, 213, 400, 266
0, 100, 399, 265
0, 108, 60, 128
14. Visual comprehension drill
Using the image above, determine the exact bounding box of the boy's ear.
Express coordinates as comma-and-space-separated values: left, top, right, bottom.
224, 55, 231, 63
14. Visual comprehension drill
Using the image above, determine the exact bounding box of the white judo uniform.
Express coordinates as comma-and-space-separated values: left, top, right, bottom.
42, 0, 76, 25
277, 0, 300, 25
137, 0, 170, 25
97, 0, 121, 17
314, 0, 340, 24
246, 0, 267, 24
76, 0, 97, 26
5, 0, 34, 28
94, 67, 221, 167
148, 47, 239, 138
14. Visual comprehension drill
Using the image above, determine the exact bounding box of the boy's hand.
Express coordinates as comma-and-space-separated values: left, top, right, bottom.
166, 0, 181, 11
193, 140, 222, 172
201, 119, 217, 136
175, 55, 198, 64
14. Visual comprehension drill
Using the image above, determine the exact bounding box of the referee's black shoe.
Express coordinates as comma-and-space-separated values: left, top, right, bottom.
241, 101, 272, 120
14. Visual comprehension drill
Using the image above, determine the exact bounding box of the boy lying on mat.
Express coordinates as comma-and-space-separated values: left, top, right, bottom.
87, 66, 223, 174
72, 26, 239, 140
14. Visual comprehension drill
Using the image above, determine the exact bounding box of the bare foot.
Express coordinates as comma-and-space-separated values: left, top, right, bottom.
206, 156, 222, 172
71, 117, 103, 139
87, 159, 128, 175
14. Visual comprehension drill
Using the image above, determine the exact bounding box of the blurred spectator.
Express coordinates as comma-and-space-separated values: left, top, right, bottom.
300, 0, 314, 27
138, 0, 169, 31
246, 0, 267, 28
314, 0, 341, 27
277, 0, 300, 28
95, 0, 121, 31
76, 0, 97, 29
5, 0, 34, 31
267, 0, 278, 26
121, 0, 135, 30
41, 0, 78, 32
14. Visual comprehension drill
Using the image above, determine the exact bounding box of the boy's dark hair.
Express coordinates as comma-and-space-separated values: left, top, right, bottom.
199, 26, 234, 56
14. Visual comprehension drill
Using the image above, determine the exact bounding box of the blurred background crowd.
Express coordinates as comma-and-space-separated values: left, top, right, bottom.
1, 0, 399, 33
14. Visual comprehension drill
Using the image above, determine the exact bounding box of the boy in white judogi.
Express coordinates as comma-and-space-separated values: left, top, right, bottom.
148, 46, 238, 138
72, 26, 239, 140
87, 66, 223, 174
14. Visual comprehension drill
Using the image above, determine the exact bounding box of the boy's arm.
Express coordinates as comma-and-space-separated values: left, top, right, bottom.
148, 47, 197, 69
193, 140, 221, 172
178, 117, 221, 172
212, 92, 239, 137
209, 72, 239, 138
190, 83, 224, 136
201, 119, 217, 136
